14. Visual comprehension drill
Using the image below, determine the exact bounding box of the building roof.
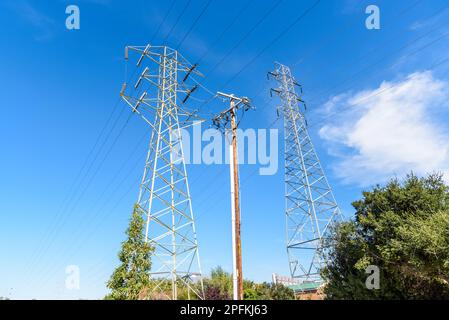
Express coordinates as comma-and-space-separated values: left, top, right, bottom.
288, 281, 322, 292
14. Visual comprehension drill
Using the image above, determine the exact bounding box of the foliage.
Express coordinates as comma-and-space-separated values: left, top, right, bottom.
106, 204, 153, 300
266, 283, 296, 300
202, 267, 294, 300
322, 173, 449, 299
204, 285, 231, 300
244, 282, 295, 300
203, 266, 232, 300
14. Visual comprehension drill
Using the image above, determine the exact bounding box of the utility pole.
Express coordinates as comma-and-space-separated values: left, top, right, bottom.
213, 92, 253, 300
120, 44, 205, 300
268, 62, 343, 285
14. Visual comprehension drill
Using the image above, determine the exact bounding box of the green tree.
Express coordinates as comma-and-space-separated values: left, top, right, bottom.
322, 173, 449, 299
106, 204, 153, 300
268, 283, 296, 300
249, 282, 295, 300
202, 266, 295, 300
203, 266, 232, 300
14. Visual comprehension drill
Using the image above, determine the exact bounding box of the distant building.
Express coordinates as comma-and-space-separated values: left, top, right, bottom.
288, 282, 325, 300
272, 274, 325, 300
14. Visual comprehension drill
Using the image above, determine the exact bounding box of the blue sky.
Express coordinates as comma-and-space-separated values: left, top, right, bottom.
1, 0, 449, 299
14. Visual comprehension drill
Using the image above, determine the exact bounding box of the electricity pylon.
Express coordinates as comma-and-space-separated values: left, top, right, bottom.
268, 62, 342, 284
120, 44, 204, 300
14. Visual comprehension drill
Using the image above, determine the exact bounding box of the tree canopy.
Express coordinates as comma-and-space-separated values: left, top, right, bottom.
202, 266, 295, 300
106, 204, 153, 300
322, 173, 449, 299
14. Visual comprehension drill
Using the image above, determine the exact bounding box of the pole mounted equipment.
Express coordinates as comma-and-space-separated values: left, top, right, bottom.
212, 92, 254, 300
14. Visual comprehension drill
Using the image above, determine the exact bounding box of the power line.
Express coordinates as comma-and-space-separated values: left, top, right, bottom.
196, 0, 256, 65
23, 71, 150, 275
24, 0, 198, 293
150, 0, 177, 43
306, 53, 449, 130
36, 131, 149, 285
221, 0, 321, 90
22, 71, 139, 289
194, 0, 321, 115
195, 53, 449, 224
185, 0, 324, 221
174, 0, 285, 116
162, 0, 193, 44
307, 16, 449, 106
292, 0, 423, 67
30, 0, 448, 296
202, 0, 285, 79
23, 0, 181, 289
176, 0, 213, 51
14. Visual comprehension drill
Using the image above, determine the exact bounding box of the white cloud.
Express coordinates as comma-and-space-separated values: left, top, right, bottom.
319, 71, 449, 186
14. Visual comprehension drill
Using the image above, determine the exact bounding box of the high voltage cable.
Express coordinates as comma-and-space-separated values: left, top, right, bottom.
77, 49, 449, 288
22, 71, 139, 288
124, 0, 324, 224
50, 0, 448, 292
307, 16, 449, 106
194, 0, 322, 115
175, 0, 259, 110
306, 53, 449, 131
23, 59, 148, 276
300, 0, 446, 83
178, 0, 285, 113
31, 1, 205, 276
37, 176, 143, 289
150, 0, 176, 43
27, 1, 215, 288
221, 0, 321, 89
25, 76, 158, 287
36, 131, 149, 285
292, 0, 422, 67
196, 0, 256, 65
162, 0, 193, 44
202, 0, 285, 78
29, 0, 440, 294
23, 0, 183, 287
24, 113, 135, 290
22, 71, 149, 279
176, 0, 213, 51
25, 28, 158, 292
197, 22, 449, 220
252, 1, 449, 117
196, 54, 449, 223
168, 0, 288, 115
84, 51, 449, 289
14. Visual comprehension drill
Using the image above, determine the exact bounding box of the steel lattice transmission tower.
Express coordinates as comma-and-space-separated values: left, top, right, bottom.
268, 62, 342, 284
120, 44, 204, 300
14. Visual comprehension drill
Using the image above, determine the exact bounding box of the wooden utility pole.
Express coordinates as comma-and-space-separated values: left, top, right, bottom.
213, 92, 253, 300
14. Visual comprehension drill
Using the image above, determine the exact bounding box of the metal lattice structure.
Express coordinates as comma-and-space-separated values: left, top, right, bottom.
120, 45, 204, 300
269, 62, 342, 284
